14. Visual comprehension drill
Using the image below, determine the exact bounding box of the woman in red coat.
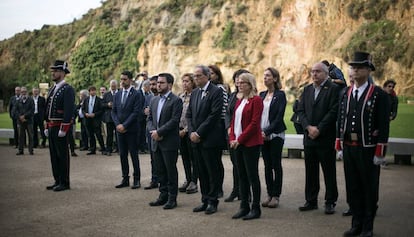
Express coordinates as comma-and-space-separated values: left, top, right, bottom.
229, 72, 264, 220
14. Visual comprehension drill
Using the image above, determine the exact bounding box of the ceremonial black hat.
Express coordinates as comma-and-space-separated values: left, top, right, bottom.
348, 52, 375, 71
50, 60, 70, 74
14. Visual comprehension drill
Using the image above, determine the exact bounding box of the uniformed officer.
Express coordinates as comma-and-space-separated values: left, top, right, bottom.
336, 52, 390, 237
44, 60, 76, 192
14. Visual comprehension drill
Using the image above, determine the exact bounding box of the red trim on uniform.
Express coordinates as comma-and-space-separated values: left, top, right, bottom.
60, 123, 71, 133
375, 143, 387, 157
335, 138, 342, 151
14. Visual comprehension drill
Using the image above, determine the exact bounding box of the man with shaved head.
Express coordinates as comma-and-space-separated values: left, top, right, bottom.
297, 62, 340, 215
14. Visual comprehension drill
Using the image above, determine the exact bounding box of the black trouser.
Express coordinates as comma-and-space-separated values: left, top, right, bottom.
180, 134, 198, 183
117, 131, 140, 180
33, 113, 46, 147
48, 126, 70, 186
67, 125, 76, 153
138, 119, 147, 152
18, 122, 34, 153
262, 137, 284, 198
235, 145, 261, 209
80, 118, 89, 149
105, 122, 117, 152
193, 144, 221, 205
343, 144, 379, 233
303, 146, 338, 205
155, 149, 178, 202
12, 118, 19, 147
228, 147, 239, 196
86, 119, 105, 152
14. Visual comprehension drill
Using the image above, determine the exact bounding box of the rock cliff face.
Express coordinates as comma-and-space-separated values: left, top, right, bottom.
127, 0, 413, 98
1, 0, 413, 99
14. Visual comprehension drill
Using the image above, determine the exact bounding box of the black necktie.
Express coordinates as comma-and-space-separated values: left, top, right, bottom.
354, 89, 359, 101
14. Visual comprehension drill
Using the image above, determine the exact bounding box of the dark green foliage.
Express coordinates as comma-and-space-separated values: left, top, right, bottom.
343, 20, 412, 78
70, 27, 125, 90
217, 21, 235, 49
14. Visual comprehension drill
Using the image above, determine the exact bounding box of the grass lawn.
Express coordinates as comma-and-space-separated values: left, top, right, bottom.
0, 103, 413, 138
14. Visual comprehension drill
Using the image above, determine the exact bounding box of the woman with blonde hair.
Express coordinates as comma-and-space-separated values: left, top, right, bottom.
229, 72, 263, 220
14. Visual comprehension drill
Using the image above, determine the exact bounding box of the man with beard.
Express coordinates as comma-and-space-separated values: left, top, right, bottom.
44, 60, 75, 192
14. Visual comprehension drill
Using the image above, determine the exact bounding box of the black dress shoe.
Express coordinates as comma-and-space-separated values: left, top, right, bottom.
193, 203, 208, 212
144, 182, 158, 190
232, 208, 250, 219
131, 181, 141, 189
343, 227, 362, 237
324, 203, 335, 214
115, 181, 130, 188
79, 147, 88, 151
224, 193, 239, 202
149, 199, 168, 206
205, 204, 217, 215
29, 151, 34, 155
16, 152, 24, 155
46, 183, 58, 190
359, 231, 373, 237
342, 209, 352, 216
53, 185, 70, 192
86, 151, 96, 155
71, 152, 78, 157
163, 201, 177, 210
242, 208, 261, 220
299, 202, 318, 211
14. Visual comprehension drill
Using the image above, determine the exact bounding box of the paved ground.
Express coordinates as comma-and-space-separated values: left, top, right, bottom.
0, 145, 413, 237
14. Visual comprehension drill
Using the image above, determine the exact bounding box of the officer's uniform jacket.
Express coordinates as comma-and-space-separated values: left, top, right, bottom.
45, 80, 75, 132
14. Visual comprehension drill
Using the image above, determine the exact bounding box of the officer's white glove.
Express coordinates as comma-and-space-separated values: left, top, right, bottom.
58, 130, 67, 137
373, 156, 385, 166
44, 129, 48, 137
336, 150, 343, 160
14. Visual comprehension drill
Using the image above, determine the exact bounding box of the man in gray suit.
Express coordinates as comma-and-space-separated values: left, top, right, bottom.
147, 73, 183, 210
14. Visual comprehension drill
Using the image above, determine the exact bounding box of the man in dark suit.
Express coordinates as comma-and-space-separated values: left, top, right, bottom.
9, 86, 21, 148
297, 62, 339, 214
112, 70, 145, 189
32, 87, 47, 148
337, 52, 390, 237
44, 60, 75, 192
186, 65, 226, 215
143, 76, 160, 190
77, 89, 89, 151
82, 86, 106, 155
15, 87, 35, 155
102, 80, 118, 156
147, 73, 183, 210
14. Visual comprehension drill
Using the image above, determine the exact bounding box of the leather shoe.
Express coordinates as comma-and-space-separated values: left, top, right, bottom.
178, 181, 189, 192
299, 202, 318, 211
131, 180, 141, 189
163, 201, 177, 210
186, 182, 198, 194
149, 199, 167, 206
79, 147, 88, 151
205, 204, 217, 215
324, 203, 335, 214
242, 208, 261, 220
342, 209, 352, 216
86, 151, 96, 155
71, 152, 78, 157
144, 182, 158, 190
343, 227, 362, 237
53, 185, 70, 192
359, 231, 373, 237
16, 152, 23, 155
46, 183, 58, 190
193, 203, 208, 212
232, 208, 250, 219
115, 181, 129, 188
224, 193, 239, 202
